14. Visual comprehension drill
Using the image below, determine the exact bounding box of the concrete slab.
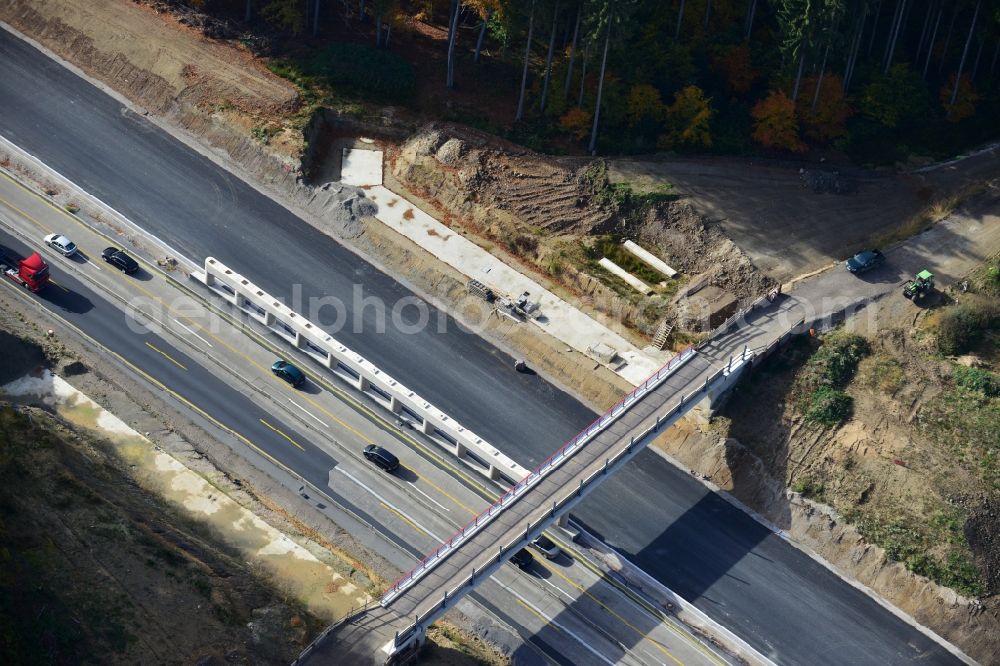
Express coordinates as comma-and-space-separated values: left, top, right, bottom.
341, 148, 383, 187
343, 149, 663, 387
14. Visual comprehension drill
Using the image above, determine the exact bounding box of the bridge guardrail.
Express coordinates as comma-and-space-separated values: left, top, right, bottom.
381, 345, 697, 606
393, 346, 756, 647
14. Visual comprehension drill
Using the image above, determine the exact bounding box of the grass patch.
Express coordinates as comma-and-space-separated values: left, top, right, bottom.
587, 236, 674, 287
586, 160, 678, 211
805, 386, 853, 426
791, 474, 825, 498
971, 253, 1000, 296
857, 355, 906, 393
953, 365, 1000, 397
919, 383, 1000, 491
851, 512, 985, 598
793, 332, 870, 427
934, 296, 1000, 355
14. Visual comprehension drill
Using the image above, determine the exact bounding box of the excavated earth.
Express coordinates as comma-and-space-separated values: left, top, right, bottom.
388, 123, 773, 337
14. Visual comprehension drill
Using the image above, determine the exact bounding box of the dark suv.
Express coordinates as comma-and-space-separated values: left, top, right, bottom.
102, 247, 139, 274
363, 445, 399, 472
509, 548, 534, 570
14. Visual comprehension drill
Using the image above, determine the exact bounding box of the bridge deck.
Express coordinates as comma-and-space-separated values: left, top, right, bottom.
300, 295, 810, 664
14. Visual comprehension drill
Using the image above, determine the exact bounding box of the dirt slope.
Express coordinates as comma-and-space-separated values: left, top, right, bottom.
2, 0, 297, 114
389, 124, 773, 339
610, 148, 1000, 282
0, 403, 319, 664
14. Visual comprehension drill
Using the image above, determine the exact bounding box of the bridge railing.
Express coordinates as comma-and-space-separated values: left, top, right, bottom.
381, 345, 697, 606
393, 346, 757, 647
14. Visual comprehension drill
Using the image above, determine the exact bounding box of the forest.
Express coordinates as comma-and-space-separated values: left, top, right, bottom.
194, 0, 1000, 164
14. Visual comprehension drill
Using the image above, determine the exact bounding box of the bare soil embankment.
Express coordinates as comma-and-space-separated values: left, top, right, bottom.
652, 260, 1000, 663
388, 123, 774, 342
0, 336, 320, 664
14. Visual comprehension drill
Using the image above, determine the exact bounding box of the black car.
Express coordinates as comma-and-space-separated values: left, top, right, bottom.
510, 548, 534, 570
363, 445, 399, 472
845, 249, 884, 273
102, 247, 139, 274
271, 359, 305, 388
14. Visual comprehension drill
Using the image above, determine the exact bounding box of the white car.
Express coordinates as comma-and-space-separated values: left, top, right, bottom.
43, 234, 77, 257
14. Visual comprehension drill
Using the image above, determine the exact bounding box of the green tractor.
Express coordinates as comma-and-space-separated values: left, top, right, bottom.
903, 270, 934, 300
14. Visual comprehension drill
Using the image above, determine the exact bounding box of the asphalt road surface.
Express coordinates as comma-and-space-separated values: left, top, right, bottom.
0, 28, 964, 665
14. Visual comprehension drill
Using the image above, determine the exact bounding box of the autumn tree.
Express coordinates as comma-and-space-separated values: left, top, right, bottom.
941, 73, 978, 121
797, 74, 852, 141
860, 63, 928, 127
751, 90, 805, 152
660, 85, 714, 150
261, 0, 305, 33
713, 44, 756, 94
626, 83, 665, 127
559, 107, 592, 140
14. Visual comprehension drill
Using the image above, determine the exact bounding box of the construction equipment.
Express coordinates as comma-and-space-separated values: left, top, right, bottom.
903, 270, 934, 300
467, 279, 495, 303
496, 291, 540, 321
1, 247, 50, 292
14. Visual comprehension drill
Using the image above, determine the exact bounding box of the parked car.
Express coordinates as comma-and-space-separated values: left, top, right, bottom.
531, 534, 560, 559
845, 249, 884, 273
509, 548, 534, 570
101, 246, 139, 273
271, 359, 305, 388
43, 233, 77, 257
363, 444, 399, 472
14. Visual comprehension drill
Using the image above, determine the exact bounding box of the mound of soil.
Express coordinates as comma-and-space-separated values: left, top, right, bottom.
0, 0, 298, 117
0, 329, 46, 385
389, 123, 772, 338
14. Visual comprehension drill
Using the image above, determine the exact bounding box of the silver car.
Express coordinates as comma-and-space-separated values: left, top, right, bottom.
43, 233, 77, 257
531, 534, 560, 559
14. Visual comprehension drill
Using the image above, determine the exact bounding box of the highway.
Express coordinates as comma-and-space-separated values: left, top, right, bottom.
0, 26, 967, 665
0, 177, 736, 666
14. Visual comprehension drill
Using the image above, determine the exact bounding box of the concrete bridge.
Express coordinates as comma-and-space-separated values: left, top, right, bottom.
298, 289, 807, 665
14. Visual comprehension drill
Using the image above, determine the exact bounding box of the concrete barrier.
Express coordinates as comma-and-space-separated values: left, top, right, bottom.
192, 257, 527, 485
622, 240, 677, 278
598, 257, 652, 294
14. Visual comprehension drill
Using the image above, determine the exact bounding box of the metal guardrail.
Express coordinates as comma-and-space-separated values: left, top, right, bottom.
391, 346, 756, 648
699, 291, 776, 346
291, 599, 380, 666
381, 345, 697, 606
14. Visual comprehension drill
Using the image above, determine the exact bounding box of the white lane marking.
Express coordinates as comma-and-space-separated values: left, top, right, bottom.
81, 256, 101, 270
509, 588, 617, 666
288, 398, 329, 428
336, 468, 445, 542
640, 650, 667, 666
409, 481, 450, 512
173, 318, 213, 347
536, 570, 576, 602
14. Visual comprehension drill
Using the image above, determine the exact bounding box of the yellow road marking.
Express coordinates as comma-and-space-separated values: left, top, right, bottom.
380, 502, 426, 537
47, 278, 68, 293
536, 557, 693, 666
259, 418, 305, 451
1, 169, 494, 507
0, 275, 291, 486
412, 472, 477, 516
0, 189, 52, 234
516, 598, 557, 629
144, 340, 187, 370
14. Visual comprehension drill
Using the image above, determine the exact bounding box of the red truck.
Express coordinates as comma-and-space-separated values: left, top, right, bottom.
1, 248, 50, 292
